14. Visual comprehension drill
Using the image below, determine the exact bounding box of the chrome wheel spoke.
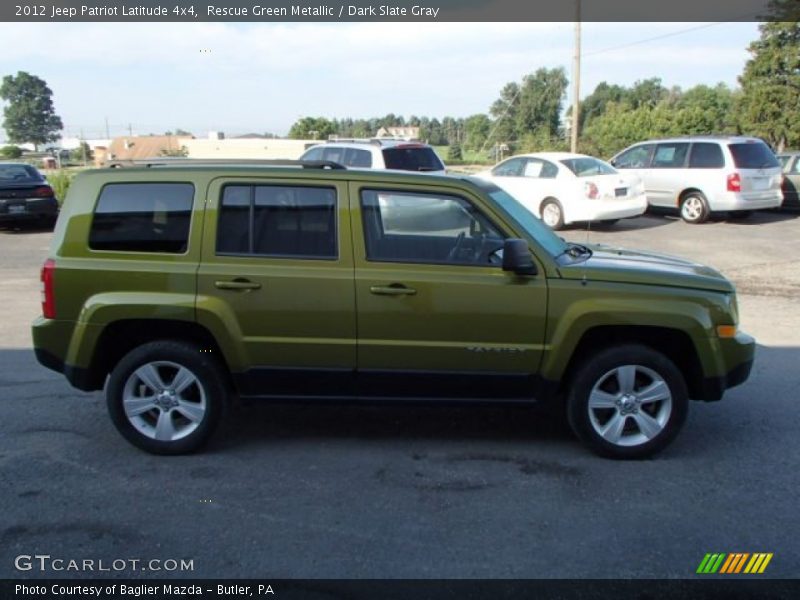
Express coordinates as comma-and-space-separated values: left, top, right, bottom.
632, 411, 662, 440
123, 395, 157, 417
616, 365, 636, 394
600, 413, 626, 443
637, 380, 670, 404
154, 410, 177, 441
135, 364, 165, 392
171, 367, 196, 395
175, 400, 205, 423
589, 389, 618, 409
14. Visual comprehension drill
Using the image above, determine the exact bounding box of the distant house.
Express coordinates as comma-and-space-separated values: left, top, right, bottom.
375, 126, 420, 140
98, 135, 193, 165
184, 131, 319, 160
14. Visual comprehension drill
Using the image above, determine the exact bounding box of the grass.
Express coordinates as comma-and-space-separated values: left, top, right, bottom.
44, 169, 82, 205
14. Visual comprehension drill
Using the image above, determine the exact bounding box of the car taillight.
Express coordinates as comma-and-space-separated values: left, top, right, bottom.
41, 259, 56, 319
32, 185, 54, 198
727, 173, 741, 192
584, 182, 599, 199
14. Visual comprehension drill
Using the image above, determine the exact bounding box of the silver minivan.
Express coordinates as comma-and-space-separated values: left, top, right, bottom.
610, 136, 783, 223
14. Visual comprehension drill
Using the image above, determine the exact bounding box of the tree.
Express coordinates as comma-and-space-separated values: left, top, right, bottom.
0, 72, 63, 150
463, 114, 492, 151
288, 117, 336, 140
70, 141, 93, 163
738, 19, 800, 151
447, 141, 463, 161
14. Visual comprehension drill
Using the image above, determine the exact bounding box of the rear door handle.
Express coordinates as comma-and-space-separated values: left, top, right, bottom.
215, 279, 261, 291
370, 285, 417, 296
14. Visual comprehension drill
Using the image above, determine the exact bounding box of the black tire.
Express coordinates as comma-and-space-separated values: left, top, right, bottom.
728, 210, 753, 220
106, 340, 228, 455
540, 198, 565, 230
679, 192, 710, 224
566, 344, 689, 459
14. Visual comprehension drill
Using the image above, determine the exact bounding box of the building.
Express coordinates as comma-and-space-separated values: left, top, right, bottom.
96, 135, 193, 165
184, 132, 319, 160
375, 126, 421, 140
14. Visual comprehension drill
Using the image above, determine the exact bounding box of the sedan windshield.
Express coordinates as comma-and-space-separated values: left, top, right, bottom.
560, 157, 617, 177
472, 179, 568, 257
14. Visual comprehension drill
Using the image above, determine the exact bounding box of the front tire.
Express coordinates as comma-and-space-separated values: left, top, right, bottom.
540, 198, 565, 230
679, 192, 710, 224
106, 340, 228, 455
566, 344, 688, 459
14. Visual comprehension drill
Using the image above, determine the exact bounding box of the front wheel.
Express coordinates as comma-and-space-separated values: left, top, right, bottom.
106, 340, 228, 455
540, 198, 565, 230
566, 345, 689, 459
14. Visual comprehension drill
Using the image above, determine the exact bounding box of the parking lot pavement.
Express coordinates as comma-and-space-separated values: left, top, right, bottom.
1, 211, 799, 579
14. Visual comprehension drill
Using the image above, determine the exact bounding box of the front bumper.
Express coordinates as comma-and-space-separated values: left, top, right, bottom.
696, 331, 756, 401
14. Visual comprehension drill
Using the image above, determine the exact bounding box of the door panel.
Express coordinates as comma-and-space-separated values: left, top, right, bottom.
197, 177, 356, 387
349, 183, 548, 399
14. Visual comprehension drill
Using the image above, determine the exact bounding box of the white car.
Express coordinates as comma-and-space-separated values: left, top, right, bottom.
300, 139, 446, 174
475, 152, 647, 230
610, 136, 783, 223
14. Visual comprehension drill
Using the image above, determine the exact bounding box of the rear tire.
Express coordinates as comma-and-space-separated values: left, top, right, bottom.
566, 344, 689, 459
679, 192, 710, 224
106, 340, 228, 455
540, 198, 565, 230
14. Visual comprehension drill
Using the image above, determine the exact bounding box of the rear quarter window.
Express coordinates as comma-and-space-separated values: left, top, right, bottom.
88, 183, 194, 253
728, 143, 780, 169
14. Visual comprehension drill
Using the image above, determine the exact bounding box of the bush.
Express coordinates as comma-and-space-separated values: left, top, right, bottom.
0, 145, 23, 159
46, 170, 75, 205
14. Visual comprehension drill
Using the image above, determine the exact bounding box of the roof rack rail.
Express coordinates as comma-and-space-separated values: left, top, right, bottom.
104, 158, 346, 169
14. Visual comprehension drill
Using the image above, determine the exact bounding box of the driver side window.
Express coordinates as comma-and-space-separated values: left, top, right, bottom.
361, 189, 505, 266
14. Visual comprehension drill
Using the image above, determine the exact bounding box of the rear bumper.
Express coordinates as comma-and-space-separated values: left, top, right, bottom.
0, 198, 58, 222
34, 347, 97, 391
567, 195, 648, 223
710, 190, 782, 211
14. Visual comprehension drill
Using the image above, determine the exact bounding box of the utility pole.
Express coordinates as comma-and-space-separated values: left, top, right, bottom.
570, 0, 581, 153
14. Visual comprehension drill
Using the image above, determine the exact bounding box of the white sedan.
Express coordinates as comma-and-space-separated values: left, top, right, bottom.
475, 152, 647, 230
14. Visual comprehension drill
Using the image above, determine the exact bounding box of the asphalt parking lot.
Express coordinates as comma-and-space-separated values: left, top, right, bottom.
1, 210, 799, 579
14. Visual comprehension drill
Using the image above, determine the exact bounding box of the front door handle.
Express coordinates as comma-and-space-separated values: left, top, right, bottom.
215, 279, 261, 291
370, 284, 417, 296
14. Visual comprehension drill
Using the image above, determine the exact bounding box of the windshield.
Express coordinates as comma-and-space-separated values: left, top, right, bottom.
473, 180, 568, 257
560, 157, 617, 177
728, 142, 779, 169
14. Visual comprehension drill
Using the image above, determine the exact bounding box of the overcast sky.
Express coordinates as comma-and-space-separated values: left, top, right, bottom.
0, 21, 760, 141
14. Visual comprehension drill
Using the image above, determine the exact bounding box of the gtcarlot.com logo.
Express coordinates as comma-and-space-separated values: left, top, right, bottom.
696, 552, 773, 574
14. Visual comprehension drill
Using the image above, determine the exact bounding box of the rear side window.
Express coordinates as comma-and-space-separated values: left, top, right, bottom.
217, 185, 337, 259
382, 146, 444, 172
728, 142, 780, 169
89, 183, 194, 253
689, 143, 724, 168
652, 143, 689, 168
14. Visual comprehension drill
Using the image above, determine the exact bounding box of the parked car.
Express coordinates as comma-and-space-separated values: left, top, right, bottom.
300, 139, 446, 174
33, 161, 754, 459
0, 162, 59, 227
474, 152, 647, 230
777, 151, 800, 210
610, 136, 783, 223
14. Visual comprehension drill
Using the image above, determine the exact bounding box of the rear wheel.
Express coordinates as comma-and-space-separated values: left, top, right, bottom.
106, 340, 228, 455
540, 198, 565, 230
566, 344, 688, 459
679, 192, 710, 224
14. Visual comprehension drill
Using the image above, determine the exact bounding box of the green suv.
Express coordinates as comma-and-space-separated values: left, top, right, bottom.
32, 162, 755, 458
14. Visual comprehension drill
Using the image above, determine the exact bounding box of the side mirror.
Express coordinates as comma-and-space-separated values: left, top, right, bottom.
502, 238, 537, 276
609, 158, 617, 167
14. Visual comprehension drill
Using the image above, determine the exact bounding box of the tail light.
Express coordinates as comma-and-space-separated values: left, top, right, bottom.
40, 259, 56, 319
32, 185, 55, 198
727, 173, 741, 192
584, 182, 599, 199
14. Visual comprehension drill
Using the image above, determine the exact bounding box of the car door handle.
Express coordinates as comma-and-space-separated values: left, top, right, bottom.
215, 280, 261, 291
370, 285, 417, 296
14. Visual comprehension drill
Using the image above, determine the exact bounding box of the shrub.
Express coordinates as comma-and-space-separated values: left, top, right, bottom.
46, 170, 75, 205
0, 145, 23, 159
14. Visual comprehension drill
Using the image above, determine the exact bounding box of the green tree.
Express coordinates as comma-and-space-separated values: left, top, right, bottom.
462, 114, 492, 151
0, 145, 23, 158
447, 141, 463, 161
288, 117, 336, 140
738, 19, 800, 151
70, 141, 93, 163
0, 72, 63, 150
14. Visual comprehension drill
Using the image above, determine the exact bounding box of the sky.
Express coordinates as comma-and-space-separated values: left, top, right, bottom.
0, 21, 760, 141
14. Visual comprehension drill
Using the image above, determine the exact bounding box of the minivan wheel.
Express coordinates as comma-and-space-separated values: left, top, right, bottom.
679, 193, 710, 224
106, 340, 227, 455
541, 198, 565, 230
566, 345, 688, 459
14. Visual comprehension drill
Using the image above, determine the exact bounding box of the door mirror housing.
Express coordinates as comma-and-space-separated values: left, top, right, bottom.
502, 238, 537, 276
